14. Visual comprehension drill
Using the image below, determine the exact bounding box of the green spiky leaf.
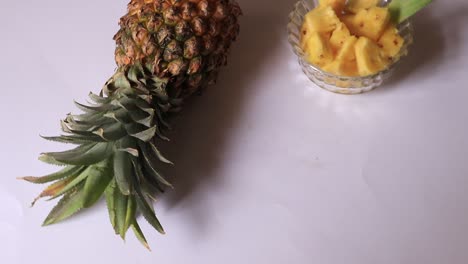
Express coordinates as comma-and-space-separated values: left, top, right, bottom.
42, 186, 85, 226
114, 188, 129, 239
42, 142, 114, 166
132, 221, 150, 250
140, 147, 172, 188
105, 179, 119, 234
113, 150, 133, 195
82, 160, 113, 208
129, 125, 157, 142
131, 160, 165, 234
19, 166, 84, 184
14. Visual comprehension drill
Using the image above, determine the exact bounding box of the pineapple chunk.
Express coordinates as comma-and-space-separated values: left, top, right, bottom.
355, 37, 388, 76
346, 0, 379, 13
378, 26, 404, 58
330, 22, 351, 52
319, 0, 346, 14
340, 7, 390, 41
302, 31, 334, 67
302, 5, 341, 34
323, 36, 358, 76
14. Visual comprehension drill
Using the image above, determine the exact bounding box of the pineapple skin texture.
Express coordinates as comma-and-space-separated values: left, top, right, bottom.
114, 0, 241, 98
300, 0, 404, 77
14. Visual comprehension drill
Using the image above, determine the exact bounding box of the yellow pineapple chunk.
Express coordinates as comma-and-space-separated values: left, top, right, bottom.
330, 22, 351, 52
302, 31, 334, 67
340, 7, 390, 41
346, 0, 379, 13
355, 37, 388, 76
378, 26, 404, 58
302, 5, 341, 34
323, 36, 358, 76
319, 0, 346, 14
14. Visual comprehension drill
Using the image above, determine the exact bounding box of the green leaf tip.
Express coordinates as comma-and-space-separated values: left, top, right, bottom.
388, 0, 433, 24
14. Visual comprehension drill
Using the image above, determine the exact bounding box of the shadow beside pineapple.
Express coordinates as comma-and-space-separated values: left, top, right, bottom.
158, 0, 299, 238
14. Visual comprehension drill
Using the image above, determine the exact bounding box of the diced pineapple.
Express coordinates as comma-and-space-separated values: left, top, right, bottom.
323, 36, 358, 76
302, 31, 334, 67
346, 0, 379, 13
319, 0, 346, 14
330, 22, 351, 52
303, 5, 341, 34
355, 37, 388, 76
340, 7, 390, 41
378, 26, 404, 58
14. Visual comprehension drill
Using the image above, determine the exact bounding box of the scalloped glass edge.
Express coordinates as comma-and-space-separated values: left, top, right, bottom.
287, 0, 414, 94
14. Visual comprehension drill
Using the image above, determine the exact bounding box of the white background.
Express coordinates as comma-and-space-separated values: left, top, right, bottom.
2, 0, 468, 263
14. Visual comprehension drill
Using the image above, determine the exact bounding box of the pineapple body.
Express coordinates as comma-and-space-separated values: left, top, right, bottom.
23, 0, 241, 250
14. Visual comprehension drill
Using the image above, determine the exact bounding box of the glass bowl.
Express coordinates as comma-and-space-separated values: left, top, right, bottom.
287, 0, 414, 94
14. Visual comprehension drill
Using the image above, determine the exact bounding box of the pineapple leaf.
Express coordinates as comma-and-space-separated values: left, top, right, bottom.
129, 109, 154, 128
113, 150, 133, 195
104, 109, 132, 124
82, 159, 113, 208
155, 108, 171, 129
92, 122, 127, 141
74, 100, 115, 113
155, 125, 170, 142
42, 186, 85, 226
46, 166, 92, 200
148, 141, 173, 165
38, 154, 66, 166
72, 111, 106, 123
388, 0, 433, 24
127, 66, 141, 84
140, 146, 173, 188
117, 148, 139, 157
128, 125, 157, 142
19, 165, 83, 184
124, 195, 137, 238
114, 72, 132, 90
105, 179, 119, 234
41, 135, 106, 144
31, 176, 78, 206
42, 142, 114, 166
88, 92, 111, 104
132, 221, 151, 250
63, 118, 98, 132
114, 188, 129, 239
131, 159, 165, 234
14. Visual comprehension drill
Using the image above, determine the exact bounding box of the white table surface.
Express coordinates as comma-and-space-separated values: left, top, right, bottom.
2, 0, 468, 263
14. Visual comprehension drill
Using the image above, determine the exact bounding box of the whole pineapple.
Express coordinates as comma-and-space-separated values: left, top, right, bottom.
20, 0, 241, 249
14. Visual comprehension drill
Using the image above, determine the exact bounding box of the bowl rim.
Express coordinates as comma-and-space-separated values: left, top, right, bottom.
287, 0, 414, 82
